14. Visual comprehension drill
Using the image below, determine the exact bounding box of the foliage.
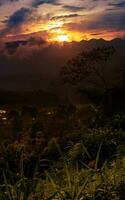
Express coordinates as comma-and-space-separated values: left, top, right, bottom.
61, 46, 115, 89
0, 92, 125, 199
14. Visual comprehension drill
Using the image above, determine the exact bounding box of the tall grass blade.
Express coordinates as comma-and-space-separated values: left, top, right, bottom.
3, 171, 13, 200
65, 164, 72, 192
81, 143, 91, 159
95, 142, 103, 170
76, 176, 89, 200
45, 171, 57, 189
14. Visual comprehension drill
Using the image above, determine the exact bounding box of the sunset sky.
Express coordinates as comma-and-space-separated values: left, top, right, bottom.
0, 0, 125, 42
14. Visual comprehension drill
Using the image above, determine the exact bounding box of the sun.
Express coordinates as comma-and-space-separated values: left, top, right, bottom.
48, 27, 84, 43
55, 34, 70, 42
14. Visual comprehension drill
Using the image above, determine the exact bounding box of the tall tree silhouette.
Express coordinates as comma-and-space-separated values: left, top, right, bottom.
61, 46, 116, 111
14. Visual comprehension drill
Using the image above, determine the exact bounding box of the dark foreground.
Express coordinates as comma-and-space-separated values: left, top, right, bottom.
0, 102, 125, 200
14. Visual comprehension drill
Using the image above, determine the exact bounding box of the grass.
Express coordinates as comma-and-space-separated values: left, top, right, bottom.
1, 107, 125, 200
1, 138, 125, 200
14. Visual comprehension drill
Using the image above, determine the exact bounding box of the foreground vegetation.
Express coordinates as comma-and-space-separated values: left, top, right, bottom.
0, 103, 125, 200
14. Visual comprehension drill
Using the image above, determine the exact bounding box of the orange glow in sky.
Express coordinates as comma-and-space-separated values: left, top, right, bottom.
52, 34, 70, 42
0, 0, 125, 42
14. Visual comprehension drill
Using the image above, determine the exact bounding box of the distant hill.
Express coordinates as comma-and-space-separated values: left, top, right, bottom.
0, 38, 125, 91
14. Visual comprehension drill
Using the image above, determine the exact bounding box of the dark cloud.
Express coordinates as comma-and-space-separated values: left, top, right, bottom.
0, 8, 32, 36
5, 40, 28, 53
65, 11, 125, 32
0, 0, 19, 6
63, 5, 85, 11
108, 1, 125, 8
90, 32, 103, 36
32, 0, 59, 7
5, 37, 46, 53
51, 14, 80, 20
7, 7, 31, 26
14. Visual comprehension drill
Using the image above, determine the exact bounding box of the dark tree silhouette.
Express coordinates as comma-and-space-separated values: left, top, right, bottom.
61, 46, 115, 90
61, 46, 116, 112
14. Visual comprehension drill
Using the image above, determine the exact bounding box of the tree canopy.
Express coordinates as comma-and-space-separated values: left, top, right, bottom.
61, 46, 116, 91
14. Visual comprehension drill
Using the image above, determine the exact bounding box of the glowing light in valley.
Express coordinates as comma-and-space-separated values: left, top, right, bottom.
0, 110, 6, 114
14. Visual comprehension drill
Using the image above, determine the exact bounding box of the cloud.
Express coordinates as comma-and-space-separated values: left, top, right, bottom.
65, 10, 125, 33
5, 37, 46, 53
0, 0, 19, 6
32, 0, 59, 7
108, 1, 125, 8
51, 14, 80, 20
7, 7, 31, 26
0, 7, 32, 36
63, 5, 85, 11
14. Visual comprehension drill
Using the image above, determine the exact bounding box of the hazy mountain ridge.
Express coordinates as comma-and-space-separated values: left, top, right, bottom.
0, 38, 125, 91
